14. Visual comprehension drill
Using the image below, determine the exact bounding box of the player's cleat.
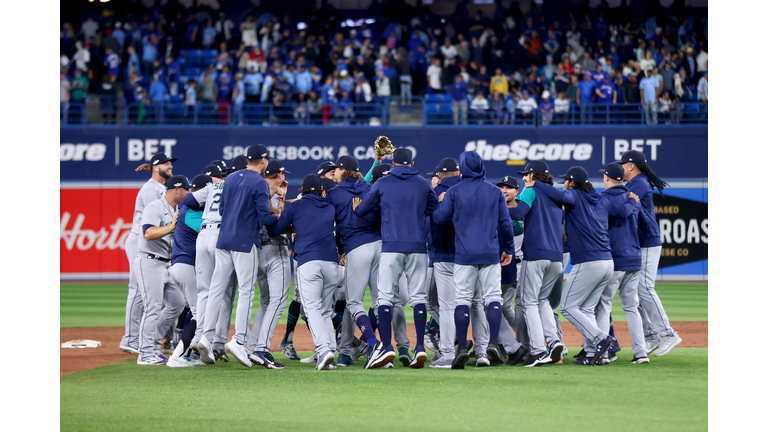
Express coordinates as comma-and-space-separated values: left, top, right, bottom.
646, 334, 662, 354
161, 340, 174, 356
610, 341, 621, 354
491, 344, 507, 366
383, 362, 394, 368
475, 353, 491, 367
263, 352, 286, 369
606, 352, 618, 362
432, 350, 442, 362
429, 356, 453, 368
548, 341, 565, 363
409, 349, 427, 369
365, 342, 396, 369
197, 336, 216, 365
506, 346, 528, 366
120, 345, 140, 355
600, 357, 611, 365
350, 338, 369, 360
452, 347, 470, 369
300, 352, 318, 364
137, 354, 168, 365
316, 351, 336, 371
454, 339, 473, 354
486, 340, 505, 364
280, 341, 300, 360
187, 352, 205, 366
631, 356, 651, 364
213, 349, 230, 363
573, 348, 587, 360
398, 347, 412, 367
167, 355, 195, 368
523, 351, 552, 367
592, 336, 616, 365
337, 353, 356, 367
654, 333, 682, 357
425, 333, 440, 353
562, 346, 569, 357
572, 357, 595, 366
225, 339, 253, 367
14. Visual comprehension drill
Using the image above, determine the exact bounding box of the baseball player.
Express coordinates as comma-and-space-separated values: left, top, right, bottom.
432, 151, 515, 369
354, 148, 438, 369
527, 166, 619, 365
134, 175, 190, 365
618, 150, 682, 356
197, 145, 280, 367
167, 173, 212, 367
424, 166, 442, 355
268, 174, 343, 371
120, 152, 175, 355
507, 161, 566, 367
595, 163, 649, 364
246, 159, 292, 369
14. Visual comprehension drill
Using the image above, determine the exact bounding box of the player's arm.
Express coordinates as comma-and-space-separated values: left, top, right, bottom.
496, 191, 515, 257
512, 220, 524, 236
532, 181, 575, 205
142, 205, 177, 240
363, 159, 381, 183
268, 203, 294, 236
508, 187, 534, 220
255, 181, 279, 226
185, 208, 203, 233
601, 192, 637, 218
425, 186, 439, 216
354, 182, 381, 217
431, 189, 455, 225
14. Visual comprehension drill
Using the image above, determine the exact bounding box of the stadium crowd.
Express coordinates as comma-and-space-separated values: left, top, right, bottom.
60, 1, 708, 125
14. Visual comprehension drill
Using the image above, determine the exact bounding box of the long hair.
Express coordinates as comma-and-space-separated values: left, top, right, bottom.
635, 161, 669, 194
338, 168, 364, 182
533, 172, 554, 185
571, 180, 595, 193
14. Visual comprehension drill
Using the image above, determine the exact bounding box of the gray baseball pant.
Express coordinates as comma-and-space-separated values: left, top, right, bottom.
248, 245, 291, 353
426, 266, 439, 325
378, 252, 428, 307
202, 246, 259, 345
514, 283, 529, 351
193, 228, 237, 349
597, 270, 647, 358
499, 283, 522, 353
455, 264, 501, 354
213, 282, 236, 351
154, 282, 186, 350
170, 263, 197, 318
134, 256, 182, 359
637, 246, 675, 337
433, 262, 457, 360
470, 288, 489, 354
393, 273, 411, 350
334, 265, 355, 357
344, 241, 381, 319
297, 260, 341, 357
121, 233, 143, 349
520, 259, 563, 355
561, 259, 614, 355
548, 252, 570, 342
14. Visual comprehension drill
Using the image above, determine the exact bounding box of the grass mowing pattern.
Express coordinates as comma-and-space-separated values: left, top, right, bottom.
60, 282, 708, 327
60, 348, 707, 432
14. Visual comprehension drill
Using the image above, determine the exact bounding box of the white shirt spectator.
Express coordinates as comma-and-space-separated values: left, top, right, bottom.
81, 18, 99, 40
376, 76, 391, 97
216, 17, 235, 41
554, 97, 569, 113
470, 95, 489, 110
639, 57, 656, 73
517, 96, 538, 114
241, 22, 257, 47
357, 81, 373, 102
73, 44, 91, 73
440, 44, 458, 65
697, 76, 708, 101
696, 51, 708, 73
427, 65, 442, 90
60, 77, 71, 102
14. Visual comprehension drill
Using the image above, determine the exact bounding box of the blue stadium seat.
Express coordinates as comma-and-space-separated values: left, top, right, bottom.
183, 68, 202, 79
203, 50, 218, 58
384, 68, 396, 78
426, 94, 442, 102
437, 94, 451, 102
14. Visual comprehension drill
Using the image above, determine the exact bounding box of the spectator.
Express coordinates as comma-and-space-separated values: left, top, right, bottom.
451, 74, 468, 125
100, 74, 118, 124
639, 70, 660, 124
338, 69, 353, 93
696, 47, 708, 74
575, 51, 596, 72
243, 66, 263, 104
184, 79, 197, 117
295, 64, 312, 95
60, 71, 71, 103
566, 74, 579, 103
375, 69, 391, 98
489, 90, 505, 124
202, 21, 217, 48
543, 28, 560, 57
541, 55, 556, 86
440, 39, 458, 66
489, 68, 509, 96
539, 90, 554, 125
595, 75, 616, 123
426, 58, 442, 93
241, 15, 258, 47
81, 16, 99, 40
73, 42, 90, 73
562, 56, 574, 75
475, 64, 490, 95
517, 90, 538, 124
660, 61, 675, 94
395, 52, 412, 103
659, 90, 674, 124
148, 75, 169, 103
470, 92, 489, 124
614, 75, 626, 104
592, 63, 606, 83
355, 75, 373, 103
554, 63, 569, 94
320, 75, 336, 124
504, 94, 517, 124
623, 73, 641, 104
232, 73, 245, 124
639, 50, 656, 75
70, 69, 88, 103
697, 71, 708, 102
576, 70, 596, 123
554, 91, 569, 123
215, 12, 235, 45
198, 74, 219, 104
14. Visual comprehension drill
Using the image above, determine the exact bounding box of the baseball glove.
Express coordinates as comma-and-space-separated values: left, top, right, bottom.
374, 136, 395, 156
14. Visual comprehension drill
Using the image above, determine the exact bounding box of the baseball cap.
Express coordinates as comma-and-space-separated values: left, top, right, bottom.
201, 164, 224, 177
617, 150, 646, 165
321, 178, 337, 191
230, 155, 248, 171
209, 160, 227, 171
496, 175, 520, 189
583, 70, 592, 77
192, 174, 213, 190
301, 174, 323, 192
546, 54, 553, 61
316, 161, 336, 175
265, 159, 290, 175
372, 163, 392, 180
335, 155, 360, 172
165, 175, 191, 190
517, 161, 549, 175
425, 166, 440, 178
392, 148, 413, 165
151, 152, 177, 166
247, 144, 269, 160
599, 163, 625, 182
436, 157, 459, 173
558, 166, 589, 184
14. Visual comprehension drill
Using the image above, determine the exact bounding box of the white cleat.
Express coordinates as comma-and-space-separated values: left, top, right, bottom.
197, 336, 216, 365
300, 352, 318, 364
316, 351, 336, 370
225, 339, 253, 367
654, 333, 682, 357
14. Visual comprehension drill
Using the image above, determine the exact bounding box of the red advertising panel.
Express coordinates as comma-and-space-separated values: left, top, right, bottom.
60, 187, 139, 279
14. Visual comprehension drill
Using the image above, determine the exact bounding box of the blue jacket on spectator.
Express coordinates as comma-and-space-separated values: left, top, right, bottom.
355, 164, 438, 253
326, 178, 381, 254
429, 175, 460, 263
215, 169, 278, 252
432, 151, 515, 265
269, 193, 338, 266
295, 70, 313, 94
600, 185, 642, 271
451, 80, 468, 102
149, 80, 168, 102
626, 172, 662, 248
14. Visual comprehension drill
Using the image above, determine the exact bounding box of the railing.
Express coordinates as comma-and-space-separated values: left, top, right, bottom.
60, 98, 708, 127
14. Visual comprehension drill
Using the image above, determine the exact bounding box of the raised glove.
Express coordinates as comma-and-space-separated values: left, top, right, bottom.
374, 136, 395, 156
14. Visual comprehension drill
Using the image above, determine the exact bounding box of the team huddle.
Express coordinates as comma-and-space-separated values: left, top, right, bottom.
118, 135, 682, 371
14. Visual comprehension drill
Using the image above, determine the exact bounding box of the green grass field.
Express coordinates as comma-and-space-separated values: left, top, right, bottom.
61, 282, 708, 431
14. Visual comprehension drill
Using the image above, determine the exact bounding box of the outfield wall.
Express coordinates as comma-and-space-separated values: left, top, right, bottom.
60, 126, 707, 281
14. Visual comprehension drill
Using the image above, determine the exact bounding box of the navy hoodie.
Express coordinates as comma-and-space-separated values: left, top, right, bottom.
355, 164, 438, 253
532, 182, 612, 265
268, 193, 338, 266
326, 178, 382, 254
429, 175, 460, 263
600, 185, 641, 271
216, 169, 278, 252
171, 204, 202, 266
626, 172, 662, 248
508, 183, 564, 262
432, 151, 515, 265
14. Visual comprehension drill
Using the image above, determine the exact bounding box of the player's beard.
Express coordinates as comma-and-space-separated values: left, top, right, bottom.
159, 166, 173, 179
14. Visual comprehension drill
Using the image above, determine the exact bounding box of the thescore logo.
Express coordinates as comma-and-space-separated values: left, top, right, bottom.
465, 140, 592, 161
60, 143, 107, 161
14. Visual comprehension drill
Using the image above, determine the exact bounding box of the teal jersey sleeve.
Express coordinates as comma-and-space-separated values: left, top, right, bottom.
512, 220, 524, 236
364, 160, 381, 183
517, 187, 536, 207
185, 209, 203, 233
